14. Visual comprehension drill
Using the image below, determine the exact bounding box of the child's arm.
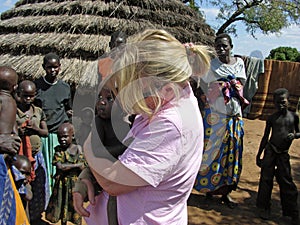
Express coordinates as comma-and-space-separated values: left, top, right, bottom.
24, 183, 33, 201
26, 110, 48, 137
73, 167, 102, 217
56, 145, 86, 171
56, 161, 85, 171
256, 119, 271, 167
26, 120, 48, 137
287, 113, 300, 140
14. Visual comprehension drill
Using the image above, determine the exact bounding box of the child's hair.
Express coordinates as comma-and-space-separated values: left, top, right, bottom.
215, 33, 233, 48
43, 52, 60, 65
58, 122, 74, 136
12, 155, 31, 173
106, 29, 211, 116
0, 66, 17, 91
273, 88, 289, 99
18, 80, 36, 93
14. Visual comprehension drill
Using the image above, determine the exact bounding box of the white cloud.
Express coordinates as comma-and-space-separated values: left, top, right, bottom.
3, 0, 15, 7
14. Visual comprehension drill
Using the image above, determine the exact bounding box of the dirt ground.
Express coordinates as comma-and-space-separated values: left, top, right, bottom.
44, 118, 300, 225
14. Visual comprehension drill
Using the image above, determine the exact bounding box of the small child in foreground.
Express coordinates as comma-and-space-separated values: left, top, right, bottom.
256, 88, 299, 225
46, 123, 86, 225
10, 155, 33, 218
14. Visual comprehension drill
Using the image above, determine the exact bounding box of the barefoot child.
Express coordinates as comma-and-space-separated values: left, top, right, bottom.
256, 88, 299, 225
16, 80, 50, 225
46, 123, 86, 225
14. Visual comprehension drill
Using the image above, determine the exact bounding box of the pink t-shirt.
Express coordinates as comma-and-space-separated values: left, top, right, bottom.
85, 85, 203, 225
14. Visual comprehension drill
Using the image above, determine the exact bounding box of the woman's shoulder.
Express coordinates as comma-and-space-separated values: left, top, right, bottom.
235, 56, 245, 65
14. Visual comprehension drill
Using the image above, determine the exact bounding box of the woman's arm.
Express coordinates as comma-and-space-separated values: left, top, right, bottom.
90, 160, 148, 196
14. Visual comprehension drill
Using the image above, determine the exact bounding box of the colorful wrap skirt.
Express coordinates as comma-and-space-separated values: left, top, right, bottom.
194, 108, 244, 193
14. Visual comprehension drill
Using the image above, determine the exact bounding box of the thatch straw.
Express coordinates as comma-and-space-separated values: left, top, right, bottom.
0, 0, 215, 87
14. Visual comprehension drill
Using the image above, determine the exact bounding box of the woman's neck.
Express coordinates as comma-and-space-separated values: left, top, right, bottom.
219, 55, 235, 65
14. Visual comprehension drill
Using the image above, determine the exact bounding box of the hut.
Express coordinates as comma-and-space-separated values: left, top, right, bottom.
0, 0, 215, 87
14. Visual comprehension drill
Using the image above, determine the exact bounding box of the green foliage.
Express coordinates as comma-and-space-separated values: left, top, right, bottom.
266, 47, 300, 62
185, 0, 300, 37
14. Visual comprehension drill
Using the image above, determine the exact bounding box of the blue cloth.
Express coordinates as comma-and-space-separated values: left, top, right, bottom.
0, 155, 16, 225
194, 108, 244, 193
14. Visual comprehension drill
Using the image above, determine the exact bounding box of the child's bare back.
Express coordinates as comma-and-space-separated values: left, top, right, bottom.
0, 66, 18, 134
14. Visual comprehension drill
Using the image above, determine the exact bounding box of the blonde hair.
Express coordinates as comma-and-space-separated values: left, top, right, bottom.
103, 29, 211, 116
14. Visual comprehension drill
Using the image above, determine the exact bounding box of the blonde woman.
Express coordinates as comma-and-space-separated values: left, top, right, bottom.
73, 29, 211, 225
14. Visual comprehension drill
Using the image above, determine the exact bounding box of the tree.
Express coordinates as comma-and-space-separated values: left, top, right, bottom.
183, 0, 300, 37
266, 46, 300, 62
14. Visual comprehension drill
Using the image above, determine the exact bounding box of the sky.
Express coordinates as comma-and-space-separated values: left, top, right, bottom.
1, 0, 299, 59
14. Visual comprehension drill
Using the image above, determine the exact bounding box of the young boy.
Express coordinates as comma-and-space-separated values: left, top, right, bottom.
256, 88, 299, 225
34, 53, 73, 192
16, 80, 50, 225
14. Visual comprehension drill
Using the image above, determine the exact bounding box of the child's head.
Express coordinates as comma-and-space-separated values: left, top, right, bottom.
0, 66, 18, 94
109, 30, 127, 50
42, 53, 61, 79
18, 80, 36, 105
95, 87, 114, 119
57, 123, 74, 149
81, 107, 94, 125
273, 88, 289, 112
12, 155, 31, 182
30, 135, 41, 156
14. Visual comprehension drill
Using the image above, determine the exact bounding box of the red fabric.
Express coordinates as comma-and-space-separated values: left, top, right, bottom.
207, 80, 249, 110
19, 120, 36, 181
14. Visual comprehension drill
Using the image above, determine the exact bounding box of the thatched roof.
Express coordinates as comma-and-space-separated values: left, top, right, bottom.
0, 0, 215, 87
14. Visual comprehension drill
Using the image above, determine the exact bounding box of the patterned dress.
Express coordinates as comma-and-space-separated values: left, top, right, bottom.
46, 145, 85, 225
194, 108, 244, 193
194, 57, 247, 194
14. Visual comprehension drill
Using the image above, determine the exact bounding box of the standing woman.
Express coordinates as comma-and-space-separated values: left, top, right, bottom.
73, 29, 211, 224
34, 53, 73, 193
194, 33, 249, 208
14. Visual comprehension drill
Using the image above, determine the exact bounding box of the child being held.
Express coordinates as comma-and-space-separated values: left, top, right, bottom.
46, 123, 86, 225
73, 86, 131, 225
256, 88, 299, 225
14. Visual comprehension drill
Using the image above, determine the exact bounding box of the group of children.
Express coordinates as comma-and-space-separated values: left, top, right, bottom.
0, 52, 91, 225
